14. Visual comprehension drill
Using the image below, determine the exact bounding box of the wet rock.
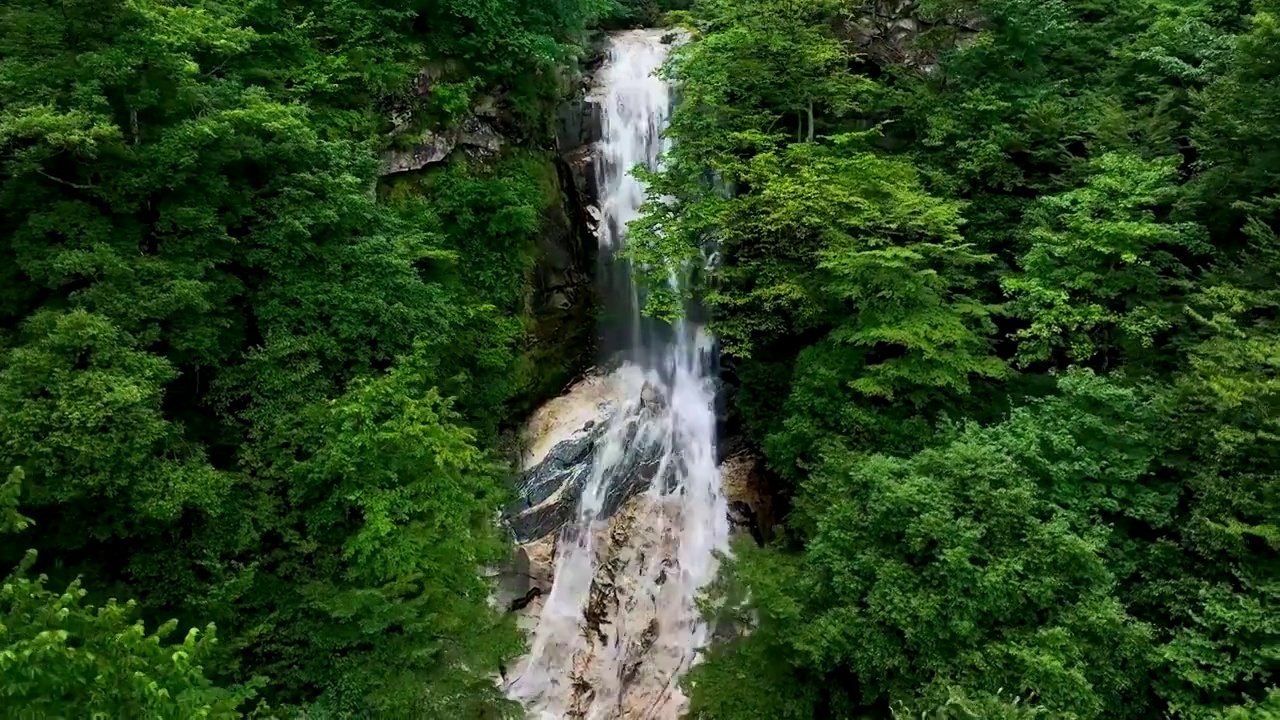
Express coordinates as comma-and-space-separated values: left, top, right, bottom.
557, 97, 603, 152
504, 545, 533, 598
565, 147, 599, 206
507, 465, 590, 543
508, 587, 544, 612
513, 432, 596, 509
599, 417, 670, 519
584, 204, 603, 231
622, 618, 660, 685
506, 415, 669, 544
655, 557, 673, 586
506, 417, 600, 544
720, 452, 773, 544
506, 369, 677, 544
640, 381, 659, 407
520, 374, 614, 468
521, 155, 597, 408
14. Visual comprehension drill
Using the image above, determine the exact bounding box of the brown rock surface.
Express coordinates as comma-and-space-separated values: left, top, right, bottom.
719, 452, 773, 542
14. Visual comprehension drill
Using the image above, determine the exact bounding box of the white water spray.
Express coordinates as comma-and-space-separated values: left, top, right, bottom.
506, 29, 730, 719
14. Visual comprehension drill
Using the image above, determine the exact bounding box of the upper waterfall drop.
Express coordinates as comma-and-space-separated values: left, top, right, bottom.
504, 29, 731, 719
594, 29, 676, 363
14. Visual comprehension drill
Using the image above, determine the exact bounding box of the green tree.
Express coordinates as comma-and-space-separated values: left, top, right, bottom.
0, 311, 227, 546
628, 0, 873, 297
1138, 224, 1280, 717
1190, 0, 1280, 241
222, 351, 524, 715
0, 0, 561, 712
0, 468, 265, 718
691, 373, 1158, 718
1002, 152, 1210, 368
717, 141, 1006, 465
655, 0, 1280, 718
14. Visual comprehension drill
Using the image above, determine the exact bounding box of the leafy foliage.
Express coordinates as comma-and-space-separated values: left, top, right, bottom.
0, 468, 265, 718
0, 0, 609, 713
697, 374, 1158, 719
642, 0, 1280, 717
1003, 152, 1210, 367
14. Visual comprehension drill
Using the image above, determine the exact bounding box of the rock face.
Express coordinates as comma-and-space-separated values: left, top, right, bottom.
377, 72, 605, 409
497, 371, 775, 719
720, 452, 773, 546
557, 38, 608, 223
520, 55, 610, 404
379, 116, 507, 175
834, 0, 983, 73
521, 155, 597, 405
502, 372, 674, 545
502, 452, 770, 720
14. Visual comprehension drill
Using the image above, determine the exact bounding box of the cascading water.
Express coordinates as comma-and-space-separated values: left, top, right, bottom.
505, 29, 730, 719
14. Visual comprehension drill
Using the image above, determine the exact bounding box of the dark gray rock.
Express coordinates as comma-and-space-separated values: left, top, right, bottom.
458, 116, 503, 154
510, 497, 580, 545
378, 118, 505, 176
507, 429, 599, 510
565, 147, 599, 208
505, 408, 672, 543
556, 98, 603, 152
380, 131, 456, 175
832, 0, 982, 73
522, 158, 597, 404
598, 417, 670, 519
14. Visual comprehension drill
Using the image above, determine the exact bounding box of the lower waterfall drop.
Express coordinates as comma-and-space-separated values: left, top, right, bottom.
505, 29, 730, 720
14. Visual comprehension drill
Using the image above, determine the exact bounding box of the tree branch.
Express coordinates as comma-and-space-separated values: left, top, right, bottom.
37, 170, 95, 191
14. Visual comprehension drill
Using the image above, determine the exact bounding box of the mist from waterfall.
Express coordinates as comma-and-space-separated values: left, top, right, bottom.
505, 29, 730, 719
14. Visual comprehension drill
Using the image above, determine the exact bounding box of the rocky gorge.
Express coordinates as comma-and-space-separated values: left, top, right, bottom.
371, 13, 997, 717
469, 30, 773, 719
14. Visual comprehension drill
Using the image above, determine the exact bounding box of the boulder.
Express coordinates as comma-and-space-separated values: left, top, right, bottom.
503, 370, 680, 545
832, 0, 983, 73
378, 118, 505, 176
640, 381, 660, 408
504, 407, 671, 544
556, 98, 603, 152
458, 116, 503, 153
380, 131, 456, 175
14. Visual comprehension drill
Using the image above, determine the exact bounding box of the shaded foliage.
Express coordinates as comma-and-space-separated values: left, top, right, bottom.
0, 0, 609, 713
640, 0, 1280, 717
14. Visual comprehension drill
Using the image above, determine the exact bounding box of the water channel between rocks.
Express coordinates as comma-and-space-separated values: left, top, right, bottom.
502, 28, 733, 720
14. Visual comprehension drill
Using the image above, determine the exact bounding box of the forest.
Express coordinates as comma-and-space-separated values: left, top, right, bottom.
630, 0, 1279, 717
0, 0, 1275, 717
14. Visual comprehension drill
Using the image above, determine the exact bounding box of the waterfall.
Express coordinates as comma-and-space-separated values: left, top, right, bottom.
505, 29, 730, 719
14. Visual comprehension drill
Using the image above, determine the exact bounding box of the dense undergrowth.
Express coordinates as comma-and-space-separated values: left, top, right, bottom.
627, 0, 1279, 717
0, 0, 651, 715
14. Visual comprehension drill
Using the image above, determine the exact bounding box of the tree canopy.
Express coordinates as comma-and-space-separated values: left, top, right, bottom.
0, 0, 611, 714
636, 0, 1280, 717
2, 0, 1278, 716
